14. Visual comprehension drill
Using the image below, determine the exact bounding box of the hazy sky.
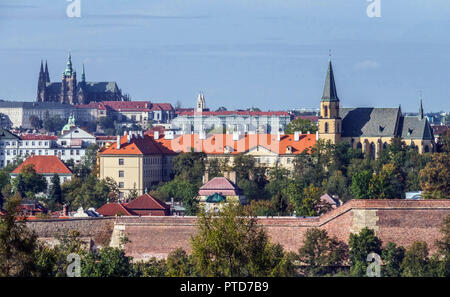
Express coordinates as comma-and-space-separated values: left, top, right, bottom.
1, 0, 449, 112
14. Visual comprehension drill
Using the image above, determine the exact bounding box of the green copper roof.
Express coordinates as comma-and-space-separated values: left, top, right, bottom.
206, 193, 226, 203
64, 52, 74, 76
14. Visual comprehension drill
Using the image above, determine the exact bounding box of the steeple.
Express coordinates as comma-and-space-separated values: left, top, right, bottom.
196, 92, 205, 112
44, 60, 50, 82
39, 60, 44, 75
64, 52, 74, 76
321, 60, 339, 102
81, 64, 86, 82
419, 92, 424, 120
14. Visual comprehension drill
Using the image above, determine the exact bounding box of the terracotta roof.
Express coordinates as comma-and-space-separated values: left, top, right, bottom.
11, 155, 72, 175
100, 134, 169, 155
96, 203, 136, 216
178, 110, 290, 117
77, 101, 174, 112
101, 133, 316, 156
126, 194, 170, 211
154, 133, 316, 155
20, 134, 58, 140
199, 177, 242, 196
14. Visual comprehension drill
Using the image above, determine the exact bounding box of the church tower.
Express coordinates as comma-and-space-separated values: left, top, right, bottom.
196, 92, 205, 112
318, 58, 342, 144
61, 52, 77, 104
36, 60, 47, 102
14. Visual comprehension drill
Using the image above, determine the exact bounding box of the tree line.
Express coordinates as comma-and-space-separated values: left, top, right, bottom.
0, 200, 448, 277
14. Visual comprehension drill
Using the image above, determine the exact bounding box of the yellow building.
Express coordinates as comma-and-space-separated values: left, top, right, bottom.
318, 59, 435, 157
99, 132, 175, 199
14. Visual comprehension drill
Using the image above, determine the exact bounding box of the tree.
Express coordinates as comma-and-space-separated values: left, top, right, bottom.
48, 174, 63, 210
419, 153, 450, 199
29, 115, 43, 130
381, 242, 405, 277
190, 204, 295, 276
285, 118, 318, 134
43, 114, 65, 134
172, 152, 206, 185
351, 170, 372, 199
368, 163, 403, 199
349, 228, 382, 276
126, 183, 139, 202
166, 248, 194, 277
98, 117, 115, 131
400, 241, 431, 277
12, 164, 47, 197
297, 228, 348, 276
207, 158, 223, 180
82, 247, 134, 277
155, 179, 199, 216
0, 195, 38, 276
435, 215, 450, 277
133, 258, 167, 277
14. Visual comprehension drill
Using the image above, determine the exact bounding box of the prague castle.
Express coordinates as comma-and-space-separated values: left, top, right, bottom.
36, 53, 123, 105
318, 59, 435, 156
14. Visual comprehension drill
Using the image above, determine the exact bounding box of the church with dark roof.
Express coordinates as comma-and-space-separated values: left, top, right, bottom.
36, 53, 124, 105
318, 59, 435, 157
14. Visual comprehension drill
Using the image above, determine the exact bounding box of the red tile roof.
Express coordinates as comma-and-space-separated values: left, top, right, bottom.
199, 177, 242, 196
11, 155, 72, 175
126, 194, 170, 211
96, 203, 136, 216
20, 134, 58, 140
76, 101, 174, 112
178, 110, 290, 117
101, 133, 316, 156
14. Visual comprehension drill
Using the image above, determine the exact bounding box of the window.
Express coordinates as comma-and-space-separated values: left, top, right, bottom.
325, 122, 329, 133
119, 170, 124, 177
324, 106, 328, 117
76, 150, 80, 155
119, 182, 124, 188
119, 159, 124, 165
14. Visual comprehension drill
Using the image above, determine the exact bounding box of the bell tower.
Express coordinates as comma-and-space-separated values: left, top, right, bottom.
318, 58, 342, 144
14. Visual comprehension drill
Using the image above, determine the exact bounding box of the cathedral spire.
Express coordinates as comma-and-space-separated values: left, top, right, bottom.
81, 64, 86, 82
419, 91, 424, 120
64, 51, 74, 76
321, 59, 339, 102
44, 60, 50, 82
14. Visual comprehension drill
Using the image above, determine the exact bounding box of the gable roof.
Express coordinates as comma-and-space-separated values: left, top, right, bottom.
126, 194, 170, 210
199, 177, 242, 196
11, 155, 72, 175
399, 116, 434, 140
340, 107, 401, 138
96, 203, 136, 216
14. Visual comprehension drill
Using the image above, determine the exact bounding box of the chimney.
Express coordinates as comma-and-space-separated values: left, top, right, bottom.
127, 134, 131, 143
165, 131, 174, 140
199, 131, 206, 140
232, 131, 239, 141
154, 131, 159, 140
116, 135, 121, 149
277, 132, 281, 141
316, 131, 319, 140
294, 131, 300, 142
124, 130, 128, 136
307, 131, 310, 134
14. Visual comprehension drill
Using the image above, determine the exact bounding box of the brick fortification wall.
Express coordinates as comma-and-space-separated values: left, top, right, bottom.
26, 200, 450, 260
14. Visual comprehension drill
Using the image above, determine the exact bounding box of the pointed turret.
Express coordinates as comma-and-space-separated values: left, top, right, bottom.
44, 60, 50, 82
418, 91, 424, 120
81, 64, 86, 82
64, 52, 74, 76
321, 60, 339, 102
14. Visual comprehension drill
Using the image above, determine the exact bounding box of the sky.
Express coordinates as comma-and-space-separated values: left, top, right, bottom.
0, 0, 449, 112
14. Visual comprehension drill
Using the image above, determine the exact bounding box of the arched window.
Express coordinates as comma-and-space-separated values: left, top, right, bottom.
324, 106, 328, 117
370, 142, 376, 159
424, 145, 430, 153
324, 122, 329, 133
383, 142, 388, 150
